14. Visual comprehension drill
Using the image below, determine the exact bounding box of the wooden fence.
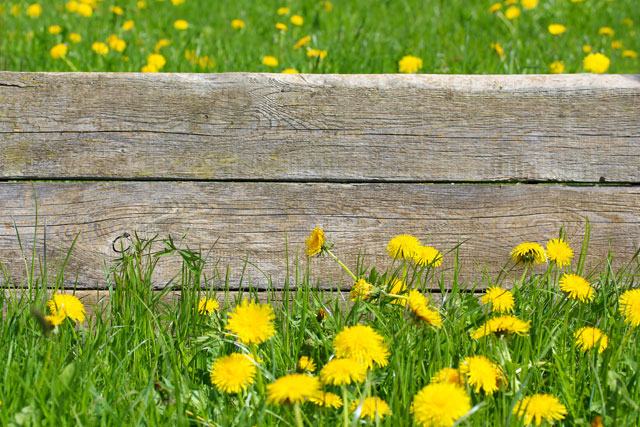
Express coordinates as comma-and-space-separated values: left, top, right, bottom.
1, 72, 639, 291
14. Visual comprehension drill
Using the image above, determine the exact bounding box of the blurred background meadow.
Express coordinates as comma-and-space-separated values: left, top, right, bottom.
1, 0, 638, 74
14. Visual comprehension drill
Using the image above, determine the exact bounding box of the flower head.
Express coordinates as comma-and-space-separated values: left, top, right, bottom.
505, 6, 521, 19
69, 33, 82, 43
209, 353, 257, 394
460, 356, 505, 395
305, 227, 326, 257
46, 293, 86, 324
174, 19, 188, 30
333, 325, 389, 369
282, 68, 299, 74
488, 3, 502, 13
277, 7, 290, 15
412, 382, 471, 427
350, 397, 391, 421
298, 356, 316, 372
598, 26, 615, 36
307, 49, 327, 59
290, 15, 303, 26
27, 4, 42, 18
408, 290, 442, 328
76, 3, 92, 17
387, 234, 421, 259
584, 53, 610, 73
267, 373, 321, 405
319, 357, 367, 385
521, 0, 539, 9
511, 242, 546, 266
548, 24, 567, 35
50, 43, 68, 60
386, 277, 408, 306
309, 391, 343, 408
226, 299, 276, 344
231, 19, 245, 29
481, 287, 515, 313
275, 22, 287, 31
147, 53, 166, 70
398, 55, 423, 74
431, 368, 464, 386
413, 245, 443, 267
546, 238, 573, 267
198, 297, 220, 314
470, 315, 530, 339
574, 326, 608, 353
619, 289, 640, 327
549, 61, 565, 74
559, 274, 595, 302
92, 42, 109, 55
622, 50, 638, 59
513, 394, 567, 426
350, 278, 373, 301
122, 20, 135, 31
294, 35, 311, 50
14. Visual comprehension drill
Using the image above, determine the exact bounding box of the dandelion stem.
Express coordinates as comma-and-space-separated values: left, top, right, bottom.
326, 250, 357, 281
293, 402, 304, 427
342, 385, 349, 427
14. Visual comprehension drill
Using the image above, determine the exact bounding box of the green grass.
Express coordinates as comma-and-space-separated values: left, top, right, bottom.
1, 0, 638, 73
0, 219, 639, 426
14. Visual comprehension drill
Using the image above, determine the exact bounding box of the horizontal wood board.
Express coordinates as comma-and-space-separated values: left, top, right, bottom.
1, 72, 639, 183
1, 182, 638, 290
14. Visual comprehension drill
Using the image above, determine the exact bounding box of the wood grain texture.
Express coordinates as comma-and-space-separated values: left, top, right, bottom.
1, 72, 639, 183
1, 182, 638, 290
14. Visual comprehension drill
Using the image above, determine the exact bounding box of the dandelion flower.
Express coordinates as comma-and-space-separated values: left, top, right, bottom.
310, 391, 343, 408
141, 64, 158, 73
611, 41, 623, 49
49, 25, 62, 35
460, 356, 504, 395
305, 227, 325, 257
574, 326, 608, 353
350, 278, 373, 301
398, 55, 423, 74
319, 358, 367, 385
109, 5, 123, 14
491, 42, 505, 59
387, 234, 421, 259
174, 19, 188, 30
69, 33, 82, 43
583, 45, 593, 53
171, 0, 184, 4
154, 39, 171, 52
619, 289, 640, 327
350, 397, 391, 420
488, 3, 502, 13
622, 18, 633, 27
282, 68, 299, 74
324, 1, 333, 12
470, 315, 530, 339
92, 42, 109, 55
27, 3, 42, 18
226, 299, 276, 344
307, 49, 327, 59
413, 245, 443, 267
76, 3, 92, 17
122, 20, 135, 31
209, 353, 256, 394
290, 15, 303, 26
511, 242, 546, 266
521, 0, 539, 9
267, 373, 321, 405
198, 297, 219, 314
412, 382, 471, 427
548, 24, 567, 35
46, 293, 86, 324
513, 394, 567, 426
275, 22, 287, 31
505, 6, 521, 19
431, 368, 464, 386
147, 53, 166, 70
277, 7, 290, 15
294, 35, 311, 50
387, 277, 408, 306
622, 50, 638, 59
584, 53, 610, 73
261, 55, 278, 67
598, 27, 615, 36
50, 43, 68, 59
298, 356, 316, 372
230, 19, 245, 29
408, 290, 442, 328
481, 287, 515, 313
559, 274, 595, 302
333, 325, 389, 369
546, 238, 573, 267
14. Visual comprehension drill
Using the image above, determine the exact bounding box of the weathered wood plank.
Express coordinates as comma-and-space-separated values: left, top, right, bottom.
1, 72, 639, 183
1, 182, 638, 290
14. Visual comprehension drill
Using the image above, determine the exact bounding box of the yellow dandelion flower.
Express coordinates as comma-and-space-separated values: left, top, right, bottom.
511, 242, 546, 266
583, 45, 592, 53
319, 357, 367, 385
460, 356, 504, 395
598, 26, 615, 36
470, 315, 531, 339
66, 1, 78, 12
231, 19, 245, 29
122, 20, 135, 31
413, 245, 443, 267
294, 35, 311, 50
398, 55, 423, 74
387, 234, 421, 259
307, 49, 327, 59
46, 293, 86, 324
92, 42, 109, 55
513, 394, 567, 426
174, 19, 188, 30
277, 7, 290, 15
559, 274, 595, 302
69, 33, 82, 43
154, 39, 171, 52
171, 0, 184, 5
488, 3, 502, 13
574, 326, 608, 354
622, 18, 633, 27
262, 55, 279, 67
408, 290, 442, 328
275, 22, 287, 31
333, 325, 389, 369
504, 0, 517, 5
622, 50, 638, 59
282, 68, 299, 74
548, 24, 566, 35
521, 0, 539, 9
298, 356, 316, 372
350, 397, 391, 420
27, 4, 42, 18
110, 5, 123, 15
45, 311, 66, 326
305, 227, 325, 257
481, 287, 515, 313
137, 0, 147, 9
49, 25, 62, 35
290, 14, 303, 26
147, 53, 166, 69
431, 368, 464, 386
198, 297, 219, 314
619, 289, 640, 327
226, 299, 276, 345
505, 6, 521, 19
491, 42, 506, 59
209, 353, 257, 394
387, 277, 408, 306
310, 391, 343, 408
546, 238, 573, 267
76, 3, 93, 17
267, 373, 321, 405
350, 278, 373, 301
50, 43, 68, 59
591, 415, 604, 427
141, 64, 158, 73
324, 1, 333, 12
412, 382, 471, 427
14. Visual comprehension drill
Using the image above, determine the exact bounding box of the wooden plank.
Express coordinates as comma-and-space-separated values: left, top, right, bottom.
1, 72, 639, 183
1, 182, 638, 290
